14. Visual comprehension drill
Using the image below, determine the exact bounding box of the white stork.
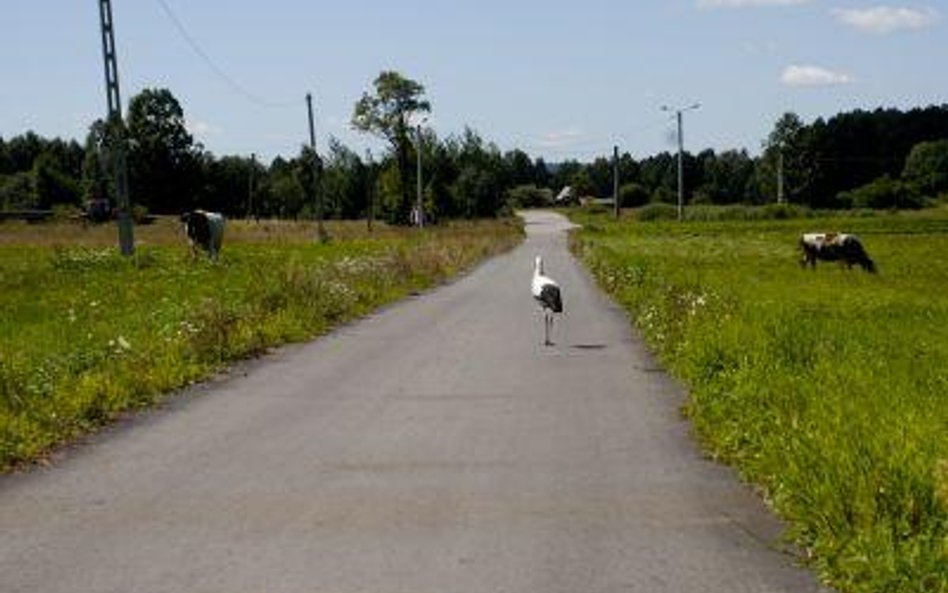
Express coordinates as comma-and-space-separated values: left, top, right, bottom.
532, 255, 563, 346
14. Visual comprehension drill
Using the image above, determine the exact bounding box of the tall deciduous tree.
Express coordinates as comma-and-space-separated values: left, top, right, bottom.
82, 119, 117, 207
3, 132, 44, 174
33, 152, 80, 209
323, 138, 368, 219
533, 157, 552, 188
903, 139, 948, 196
198, 153, 261, 216
266, 155, 307, 219
760, 112, 812, 204
503, 149, 535, 187
351, 71, 430, 223
700, 149, 755, 204
447, 128, 506, 218
126, 88, 200, 213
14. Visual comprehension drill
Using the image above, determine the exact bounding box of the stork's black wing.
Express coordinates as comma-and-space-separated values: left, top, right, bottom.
538, 283, 562, 313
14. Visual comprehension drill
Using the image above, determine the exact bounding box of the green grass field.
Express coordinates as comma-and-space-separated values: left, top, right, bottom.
570, 207, 948, 593
0, 217, 522, 470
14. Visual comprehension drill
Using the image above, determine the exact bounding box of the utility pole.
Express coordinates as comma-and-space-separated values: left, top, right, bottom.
662, 103, 700, 221
612, 145, 620, 219
306, 93, 327, 242
415, 124, 424, 228
676, 110, 684, 220
248, 152, 256, 219
98, 0, 134, 256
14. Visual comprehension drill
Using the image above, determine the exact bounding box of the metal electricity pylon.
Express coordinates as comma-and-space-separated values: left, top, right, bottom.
98, 0, 135, 256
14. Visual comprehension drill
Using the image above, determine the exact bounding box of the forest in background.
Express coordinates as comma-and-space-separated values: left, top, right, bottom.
2, 83, 947, 223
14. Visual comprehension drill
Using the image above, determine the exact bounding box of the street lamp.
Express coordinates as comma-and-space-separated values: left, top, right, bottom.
661, 103, 700, 221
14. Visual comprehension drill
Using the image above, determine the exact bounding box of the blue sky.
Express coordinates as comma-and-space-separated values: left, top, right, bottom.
1, 1, 944, 163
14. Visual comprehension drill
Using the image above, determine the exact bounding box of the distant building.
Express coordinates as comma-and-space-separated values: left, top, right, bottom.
554, 186, 576, 205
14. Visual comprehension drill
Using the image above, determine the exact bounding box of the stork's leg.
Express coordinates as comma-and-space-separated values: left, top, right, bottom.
544, 311, 552, 346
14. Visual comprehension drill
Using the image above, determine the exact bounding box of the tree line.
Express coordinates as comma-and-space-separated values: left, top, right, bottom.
560, 106, 948, 210
2, 70, 946, 221
0, 74, 546, 223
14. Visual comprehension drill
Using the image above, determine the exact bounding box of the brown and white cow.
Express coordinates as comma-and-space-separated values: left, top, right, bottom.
799, 232, 876, 273
181, 210, 225, 260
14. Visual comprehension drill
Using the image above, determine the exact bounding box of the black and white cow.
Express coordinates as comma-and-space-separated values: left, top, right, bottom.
181, 210, 225, 260
799, 232, 876, 273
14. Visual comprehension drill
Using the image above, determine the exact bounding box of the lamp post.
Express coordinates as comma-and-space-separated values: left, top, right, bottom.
661, 103, 700, 221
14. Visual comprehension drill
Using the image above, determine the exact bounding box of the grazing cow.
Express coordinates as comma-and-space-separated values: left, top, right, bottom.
181, 210, 225, 260
799, 232, 876, 273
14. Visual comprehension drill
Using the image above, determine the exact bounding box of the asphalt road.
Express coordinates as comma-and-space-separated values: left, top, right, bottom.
0, 211, 826, 592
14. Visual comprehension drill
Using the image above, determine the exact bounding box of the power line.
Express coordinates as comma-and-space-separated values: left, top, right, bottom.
154, 0, 297, 109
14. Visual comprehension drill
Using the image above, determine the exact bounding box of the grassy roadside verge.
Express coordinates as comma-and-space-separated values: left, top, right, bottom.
569, 207, 948, 592
0, 218, 523, 470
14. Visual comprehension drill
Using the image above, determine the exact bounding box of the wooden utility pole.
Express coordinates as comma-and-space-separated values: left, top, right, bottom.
248, 152, 256, 219
613, 145, 620, 219
98, 0, 134, 256
306, 93, 327, 242
675, 110, 684, 221
661, 103, 700, 221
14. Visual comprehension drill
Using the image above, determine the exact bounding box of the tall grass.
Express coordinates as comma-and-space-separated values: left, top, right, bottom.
0, 217, 522, 470
570, 207, 948, 592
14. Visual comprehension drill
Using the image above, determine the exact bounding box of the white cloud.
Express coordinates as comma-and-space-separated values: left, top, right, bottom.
831, 6, 939, 34
781, 64, 854, 87
697, 0, 812, 8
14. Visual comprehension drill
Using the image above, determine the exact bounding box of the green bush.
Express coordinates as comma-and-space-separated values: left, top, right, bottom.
506, 184, 553, 208
651, 187, 676, 205
903, 139, 948, 195
838, 176, 928, 210
760, 202, 808, 219
0, 172, 36, 210
636, 202, 678, 221
682, 205, 751, 221
619, 183, 650, 208
635, 203, 811, 223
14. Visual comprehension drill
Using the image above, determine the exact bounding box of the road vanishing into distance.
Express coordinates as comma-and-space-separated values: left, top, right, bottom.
0, 211, 826, 592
